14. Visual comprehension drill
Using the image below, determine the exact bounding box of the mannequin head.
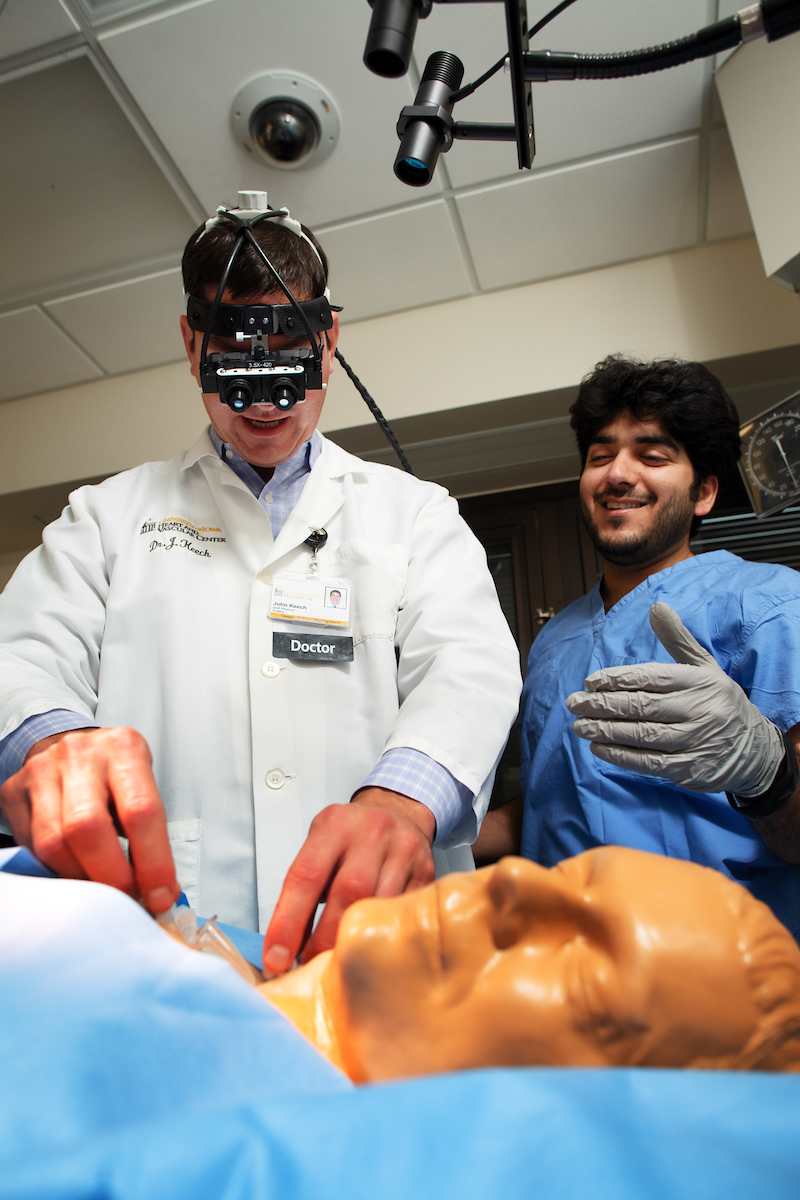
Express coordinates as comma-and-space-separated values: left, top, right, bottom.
295, 848, 800, 1081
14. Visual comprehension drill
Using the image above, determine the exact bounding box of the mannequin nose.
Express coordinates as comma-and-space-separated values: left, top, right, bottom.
487, 858, 587, 949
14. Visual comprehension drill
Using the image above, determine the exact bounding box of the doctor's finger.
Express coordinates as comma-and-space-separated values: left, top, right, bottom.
371, 812, 434, 897
0, 773, 34, 848
373, 846, 420, 899
2, 765, 87, 879
265, 831, 349, 971
301, 844, 387, 962
584, 663, 704, 693
573, 716, 695, 750
58, 758, 138, 895
106, 755, 178, 912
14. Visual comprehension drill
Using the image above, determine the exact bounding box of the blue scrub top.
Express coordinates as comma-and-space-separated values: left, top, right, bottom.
520, 550, 800, 940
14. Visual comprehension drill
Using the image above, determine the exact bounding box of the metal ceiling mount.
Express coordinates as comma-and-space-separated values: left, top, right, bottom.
231, 71, 340, 172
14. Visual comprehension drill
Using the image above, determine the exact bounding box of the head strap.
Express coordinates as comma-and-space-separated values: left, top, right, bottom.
186, 294, 339, 339
196, 204, 325, 270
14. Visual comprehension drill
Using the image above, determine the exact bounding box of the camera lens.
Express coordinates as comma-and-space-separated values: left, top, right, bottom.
252, 100, 320, 166
394, 51, 464, 187
364, 0, 420, 78
395, 126, 441, 187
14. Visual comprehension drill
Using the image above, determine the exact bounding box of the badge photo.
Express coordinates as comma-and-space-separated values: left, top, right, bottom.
269, 572, 352, 628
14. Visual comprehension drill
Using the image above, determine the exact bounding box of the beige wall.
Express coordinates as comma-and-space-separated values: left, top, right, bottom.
325, 236, 800, 431
1, 235, 798, 499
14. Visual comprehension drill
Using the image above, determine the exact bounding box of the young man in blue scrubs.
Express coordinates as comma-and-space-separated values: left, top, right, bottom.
518, 355, 800, 939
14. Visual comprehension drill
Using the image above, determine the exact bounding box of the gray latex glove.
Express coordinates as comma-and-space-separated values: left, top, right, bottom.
566, 602, 785, 797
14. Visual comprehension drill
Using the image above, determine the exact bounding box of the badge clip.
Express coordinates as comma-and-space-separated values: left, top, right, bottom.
304, 528, 328, 576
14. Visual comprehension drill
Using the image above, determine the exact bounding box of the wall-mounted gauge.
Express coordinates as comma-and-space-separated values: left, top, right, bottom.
740, 389, 800, 518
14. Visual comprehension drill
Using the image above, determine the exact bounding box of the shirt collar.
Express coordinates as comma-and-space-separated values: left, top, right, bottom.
208, 425, 323, 488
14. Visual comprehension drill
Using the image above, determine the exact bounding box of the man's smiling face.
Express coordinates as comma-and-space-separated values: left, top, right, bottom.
180, 287, 338, 471
579, 412, 716, 568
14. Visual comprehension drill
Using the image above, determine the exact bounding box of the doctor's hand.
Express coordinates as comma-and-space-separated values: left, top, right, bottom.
565, 602, 785, 797
262, 788, 436, 975
0, 726, 179, 913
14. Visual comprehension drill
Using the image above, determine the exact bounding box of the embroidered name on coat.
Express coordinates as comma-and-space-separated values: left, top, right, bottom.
140, 517, 226, 558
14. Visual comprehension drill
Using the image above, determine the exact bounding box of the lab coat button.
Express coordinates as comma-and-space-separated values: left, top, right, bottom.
266, 768, 286, 789
261, 661, 281, 679
258, 570, 272, 585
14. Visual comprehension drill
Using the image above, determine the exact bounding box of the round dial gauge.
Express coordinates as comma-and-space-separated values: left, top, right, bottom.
745, 412, 800, 498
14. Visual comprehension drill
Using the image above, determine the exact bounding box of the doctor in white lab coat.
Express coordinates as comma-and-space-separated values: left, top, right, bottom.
0, 206, 521, 973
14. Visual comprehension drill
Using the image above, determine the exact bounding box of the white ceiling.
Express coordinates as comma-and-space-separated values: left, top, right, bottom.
0, 0, 754, 403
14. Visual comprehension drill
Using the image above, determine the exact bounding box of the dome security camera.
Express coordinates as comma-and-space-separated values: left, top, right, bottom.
231, 72, 340, 171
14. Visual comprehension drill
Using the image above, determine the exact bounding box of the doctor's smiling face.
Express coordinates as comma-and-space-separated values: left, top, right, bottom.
322, 847, 800, 1082
579, 412, 717, 568
180, 288, 339, 473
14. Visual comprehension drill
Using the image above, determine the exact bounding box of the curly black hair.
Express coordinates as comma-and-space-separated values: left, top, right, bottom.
570, 355, 741, 487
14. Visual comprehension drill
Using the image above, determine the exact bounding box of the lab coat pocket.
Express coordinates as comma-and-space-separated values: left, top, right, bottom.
327, 539, 408, 643
167, 818, 201, 911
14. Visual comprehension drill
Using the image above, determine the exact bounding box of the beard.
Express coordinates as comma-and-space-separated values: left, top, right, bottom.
580, 488, 696, 567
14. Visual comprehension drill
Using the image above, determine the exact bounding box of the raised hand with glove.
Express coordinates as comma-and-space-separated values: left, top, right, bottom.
566, 602, 798, 813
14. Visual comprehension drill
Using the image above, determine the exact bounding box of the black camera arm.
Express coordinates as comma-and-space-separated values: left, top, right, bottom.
372, 0, 800, 186
524, 0, 800, 81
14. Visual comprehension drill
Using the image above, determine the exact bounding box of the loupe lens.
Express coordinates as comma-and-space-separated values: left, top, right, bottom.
225, 378, 254, 411
270, 381, 300, 410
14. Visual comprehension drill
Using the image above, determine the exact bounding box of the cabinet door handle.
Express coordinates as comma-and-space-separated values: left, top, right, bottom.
535, 607, 556, 624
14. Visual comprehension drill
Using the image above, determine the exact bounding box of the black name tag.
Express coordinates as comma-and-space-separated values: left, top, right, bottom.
272, 632, 354, 663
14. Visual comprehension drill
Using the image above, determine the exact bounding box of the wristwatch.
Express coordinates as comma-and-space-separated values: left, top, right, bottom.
727, 730, 800, 820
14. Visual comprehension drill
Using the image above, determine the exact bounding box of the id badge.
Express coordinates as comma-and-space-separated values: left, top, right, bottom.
269, 572, 352, 627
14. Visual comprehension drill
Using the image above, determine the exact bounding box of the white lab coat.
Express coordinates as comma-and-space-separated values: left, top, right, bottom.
0, 430, 521, 930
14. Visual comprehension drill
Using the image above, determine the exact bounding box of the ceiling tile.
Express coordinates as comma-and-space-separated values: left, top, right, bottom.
706, 125, 753, 242
0, 308, 102, 401
100, 0, 436, 228
0, 55, 195, 305
457, 137, 700, 291
0, 0, 77, 59
318, 202, 473, 322
82, 0, 196, 25
45, 268, 186, 374
412, 0, 709, 190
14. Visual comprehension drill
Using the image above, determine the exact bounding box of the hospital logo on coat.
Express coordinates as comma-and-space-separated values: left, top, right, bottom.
139, 516, 226, 558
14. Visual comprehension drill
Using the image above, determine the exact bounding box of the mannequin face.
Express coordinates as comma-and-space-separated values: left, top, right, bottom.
324, 848, 766, 1081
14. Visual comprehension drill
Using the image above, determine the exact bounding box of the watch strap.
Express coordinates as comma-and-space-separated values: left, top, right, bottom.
727, 730, 800, 820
